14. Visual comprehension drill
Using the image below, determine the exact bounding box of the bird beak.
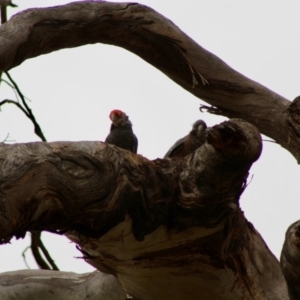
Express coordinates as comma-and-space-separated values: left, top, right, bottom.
198, 124, 205, 133
111, 114, 118, 123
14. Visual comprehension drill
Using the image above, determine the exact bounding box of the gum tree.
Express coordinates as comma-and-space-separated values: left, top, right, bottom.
0, 2, 299, 299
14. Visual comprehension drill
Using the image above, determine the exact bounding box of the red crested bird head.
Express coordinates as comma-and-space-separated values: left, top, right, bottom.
109, 109, 127, 127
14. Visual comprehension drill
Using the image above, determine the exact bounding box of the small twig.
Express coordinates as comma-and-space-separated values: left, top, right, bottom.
0, 99, 30, 116
36, 234, 59, 270
2, 132, 10, 142
1, 73, 59, 271
3, 132, 9, 142
30, 231, 59, 270
30, 232, 52, 270
199, 104, 222, 115
0, 79, 20, 101
262, 139, 278, 144
1, 78, 32, 103
4, 71, 46, 141
22, 246, 31, 270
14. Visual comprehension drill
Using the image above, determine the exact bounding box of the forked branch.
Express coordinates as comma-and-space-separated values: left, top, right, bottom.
0, 1, 298, 160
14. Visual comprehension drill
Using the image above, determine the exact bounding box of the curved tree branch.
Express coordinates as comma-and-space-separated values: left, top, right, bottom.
0, 2, 295, 298
0, 1, 298, 160
0, 119, 288, 299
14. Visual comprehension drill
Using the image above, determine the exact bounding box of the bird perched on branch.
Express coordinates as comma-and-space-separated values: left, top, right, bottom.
164, 120, 207, 158
105, 109, 138, 153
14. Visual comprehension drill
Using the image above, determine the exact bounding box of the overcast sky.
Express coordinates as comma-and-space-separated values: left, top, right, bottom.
1, 0, 300, 273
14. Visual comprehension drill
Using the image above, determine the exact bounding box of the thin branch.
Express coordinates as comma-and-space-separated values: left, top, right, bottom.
30, 236, 51, 269
1, 79, 21, 102
30, 232, 57, 270
0, 99, 29, 116
1, 132, 8, 142
1, 74, 59, 270
32, 231, 59, 270
22, 246, 31, 270
4, 71, 46, 142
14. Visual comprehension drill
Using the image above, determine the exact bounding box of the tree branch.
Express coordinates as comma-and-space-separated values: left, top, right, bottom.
0, 99, 29, 116
0, 119, 288, 299
0, 1, 297, 160
30, 231, 59, 270
4, 71, 46, 142
1, 73, 57, 270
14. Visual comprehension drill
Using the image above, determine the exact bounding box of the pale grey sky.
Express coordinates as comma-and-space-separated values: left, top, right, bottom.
1, 0, 300, 273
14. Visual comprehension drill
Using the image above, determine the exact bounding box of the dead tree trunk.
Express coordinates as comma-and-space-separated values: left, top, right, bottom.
0, 1, 298, 299
0, 120, 288, 299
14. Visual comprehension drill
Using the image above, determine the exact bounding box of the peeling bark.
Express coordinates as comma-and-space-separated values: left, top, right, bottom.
0, 1, 299, 160
0, 269, 126, 300
0, 120, 288, 299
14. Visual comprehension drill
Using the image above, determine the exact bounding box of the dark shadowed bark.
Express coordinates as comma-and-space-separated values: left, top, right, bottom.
0, 119, 288, 299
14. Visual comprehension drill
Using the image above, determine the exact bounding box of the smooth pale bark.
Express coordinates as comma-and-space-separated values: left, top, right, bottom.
0, 1, 299, 161
0, 120, 288, 299
0, 270, 126, 300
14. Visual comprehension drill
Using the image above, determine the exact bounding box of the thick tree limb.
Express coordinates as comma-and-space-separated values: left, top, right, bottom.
280, 220, 300, 300
0, 119, 288, 299
0, 1, 298, 160
0, 269, 126, 300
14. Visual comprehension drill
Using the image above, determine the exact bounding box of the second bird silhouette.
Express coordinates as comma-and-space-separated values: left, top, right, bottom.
164, 120, 207, 158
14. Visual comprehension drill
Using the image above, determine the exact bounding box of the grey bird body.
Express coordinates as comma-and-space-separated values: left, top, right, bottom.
105, 109, 138, 154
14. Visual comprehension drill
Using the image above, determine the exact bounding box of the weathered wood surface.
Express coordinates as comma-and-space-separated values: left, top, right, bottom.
0, 269, 126, 300
0, 119, 288, 299
0, 1, 299, 161
0, 1, 298, 298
